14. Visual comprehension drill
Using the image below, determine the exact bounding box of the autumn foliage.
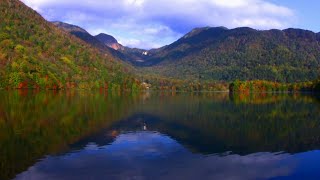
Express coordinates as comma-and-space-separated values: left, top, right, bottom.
230, 79, 320, 93
0, 0, 140, 91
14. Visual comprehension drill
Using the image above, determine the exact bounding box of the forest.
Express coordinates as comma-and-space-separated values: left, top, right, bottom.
139, 27, 320, 83
0, 0, 141, 92
0, 0, 319, 92
229, 79, 320, 93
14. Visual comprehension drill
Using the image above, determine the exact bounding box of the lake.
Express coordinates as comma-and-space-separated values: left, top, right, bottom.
1, 90, 320, 180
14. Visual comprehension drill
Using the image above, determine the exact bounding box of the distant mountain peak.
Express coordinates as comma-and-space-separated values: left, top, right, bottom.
95, 33, 118, 44
95, 33, 123, 50
217, 26, 229, 30
183, 27, 210, 39
183, 26, 229, 39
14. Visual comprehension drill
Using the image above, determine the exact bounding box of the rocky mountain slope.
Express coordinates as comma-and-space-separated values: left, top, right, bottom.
95, 33, 123, 50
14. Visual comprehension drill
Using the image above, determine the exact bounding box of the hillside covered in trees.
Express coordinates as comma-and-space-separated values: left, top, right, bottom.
0, 0, 140, 91
53, 21, 320, 83
138, 27, 320, 83
1, 0, 319, 91
53, 22, 149, 65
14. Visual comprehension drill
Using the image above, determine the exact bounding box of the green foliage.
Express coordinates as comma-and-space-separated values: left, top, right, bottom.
10, 61, 19, 70
60, 56, 73, 65
47, 71, 59, 84
0, 0, 140, 90
139, 74, 229, 92
110, 83, 121, 93
131, 82, 139, 92
14, 44, 25, 54
8, 72, 21, 87
139, 27, 320, 83
0, 32, 9, 41
0, 39, 15, 50
229, 79, 320, 92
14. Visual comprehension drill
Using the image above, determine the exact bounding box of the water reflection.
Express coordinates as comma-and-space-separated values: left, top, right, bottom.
15, 132, 297, 180
0, 90, 320, 179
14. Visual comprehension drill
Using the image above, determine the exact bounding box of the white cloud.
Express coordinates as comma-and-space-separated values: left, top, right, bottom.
20, 0, 296, 49
119, 38, 163, 49
125, 0, 145, 7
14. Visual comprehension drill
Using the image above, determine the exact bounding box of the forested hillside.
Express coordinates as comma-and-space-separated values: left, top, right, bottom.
1, 0, 319, 91
140, 27, 320, 82
50, 21, 320, 83
0, 0, 139, 90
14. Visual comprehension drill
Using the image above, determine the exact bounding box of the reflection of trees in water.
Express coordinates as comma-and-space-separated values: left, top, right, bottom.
0, 90, 140, 180
230, 92, 320, 105
132, 93, 320, 155
0, 91, 319, 179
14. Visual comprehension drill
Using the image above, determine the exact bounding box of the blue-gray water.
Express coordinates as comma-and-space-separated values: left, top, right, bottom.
1, 91, 320, 180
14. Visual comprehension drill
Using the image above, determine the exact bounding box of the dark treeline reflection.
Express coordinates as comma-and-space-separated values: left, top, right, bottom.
0, 90, 140, 180
1, 90, 320, 179
129, 93, 320, 155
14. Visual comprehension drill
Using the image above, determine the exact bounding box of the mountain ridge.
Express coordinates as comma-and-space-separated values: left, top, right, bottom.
52, 21, 152, 64
138, 26, 320, 82
52, 21, 114, 52
14, 2, 320, 84
50, 21, 320, 82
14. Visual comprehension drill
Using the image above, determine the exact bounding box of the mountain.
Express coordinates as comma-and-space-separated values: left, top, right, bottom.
0, 0, 138, 90
8, 0, 319, 85
51, 21, 135, 65
94, 33, 150, 63
52, 22, 150, 64
140, 27, 320, 82
95, 33, 123, 50
52, 21, 109, 51
51, 22, 320, 83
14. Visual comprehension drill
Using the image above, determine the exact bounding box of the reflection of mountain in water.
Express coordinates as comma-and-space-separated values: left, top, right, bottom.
1, 91, 320, 179
66, 93, 320, 156
71, 102, 320, 156
15, 132, 297, 180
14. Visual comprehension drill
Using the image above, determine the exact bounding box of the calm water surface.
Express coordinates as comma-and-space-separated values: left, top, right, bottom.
1, 91, 320, 180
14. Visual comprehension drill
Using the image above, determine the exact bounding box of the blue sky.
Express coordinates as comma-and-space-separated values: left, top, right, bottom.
21, 0, 320, 49
268, 0, 319, 32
